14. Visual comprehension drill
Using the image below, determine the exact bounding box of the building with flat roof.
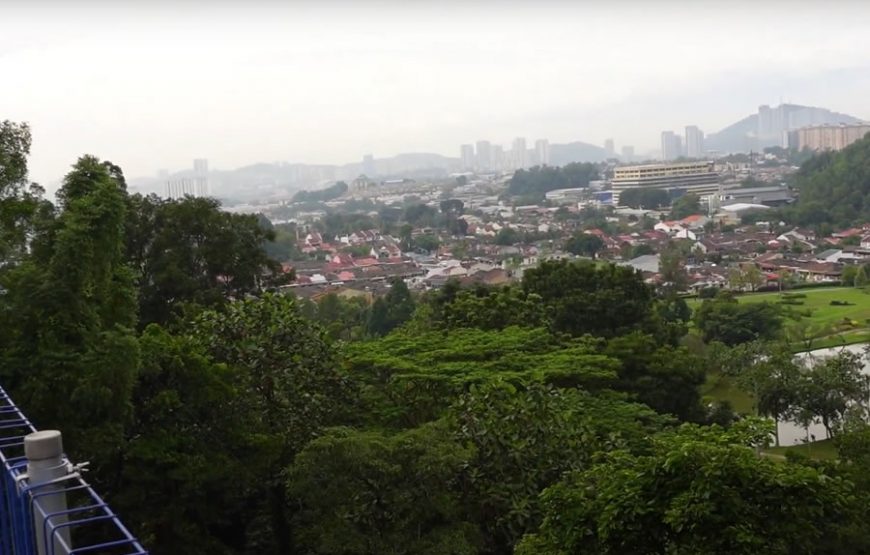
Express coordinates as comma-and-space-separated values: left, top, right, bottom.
660, 131, 682, 161
685, 125, 704, 158
793, 123, 870, 152
611, 161, 720, 206
460, 144, 475, 170
535, 139, 550, 166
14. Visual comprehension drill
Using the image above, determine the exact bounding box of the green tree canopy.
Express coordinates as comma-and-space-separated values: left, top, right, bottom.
618, 187, 669, 209
670, 192, 702, 219
125, 194, 281, 327
564, 233, 605, 258
522, 260, 654, 338
694, 293, 783, 345
519, 422, 864, 555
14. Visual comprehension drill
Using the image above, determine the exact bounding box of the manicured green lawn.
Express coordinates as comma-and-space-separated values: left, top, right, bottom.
764, 438, 839, 461
688, 287, 870, 347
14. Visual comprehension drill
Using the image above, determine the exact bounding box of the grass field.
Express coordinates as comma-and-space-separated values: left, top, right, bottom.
688, 287, 870, 349
764, 439, 839, 461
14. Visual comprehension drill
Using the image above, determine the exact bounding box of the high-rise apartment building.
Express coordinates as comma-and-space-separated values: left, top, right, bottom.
492, 145, 505, 172
475, 140, 492, 171
660, 131, 682, 161
362, 154, 376, 176
535, 139, 550, 166
460, 144, 475, 170
192, 158, 209, 196
512, 137, 528, 170
621, 145, 635, 161
794, 123, 870, 151
685, 126, 705, 158
604, 138, 615, 158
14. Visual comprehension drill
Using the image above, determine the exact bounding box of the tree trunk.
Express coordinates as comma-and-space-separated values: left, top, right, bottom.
269, 483, 293, 554
773, 417, 780, 447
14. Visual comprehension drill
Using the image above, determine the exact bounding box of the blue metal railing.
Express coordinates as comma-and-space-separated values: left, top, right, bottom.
0, 386, 147, 555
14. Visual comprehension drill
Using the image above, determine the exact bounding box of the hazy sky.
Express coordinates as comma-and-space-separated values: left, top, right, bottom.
5, 0, 870, 189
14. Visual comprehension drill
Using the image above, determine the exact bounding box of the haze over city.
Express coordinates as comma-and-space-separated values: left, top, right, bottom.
5, 0, 870, 190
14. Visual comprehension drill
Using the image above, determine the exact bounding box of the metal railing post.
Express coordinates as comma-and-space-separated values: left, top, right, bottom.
24, 430, 70, 555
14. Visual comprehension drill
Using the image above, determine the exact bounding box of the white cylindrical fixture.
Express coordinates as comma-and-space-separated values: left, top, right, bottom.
25, 430, 71, 555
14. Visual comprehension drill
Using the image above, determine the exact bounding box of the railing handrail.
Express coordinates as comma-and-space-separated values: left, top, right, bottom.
0, 386, 147, 555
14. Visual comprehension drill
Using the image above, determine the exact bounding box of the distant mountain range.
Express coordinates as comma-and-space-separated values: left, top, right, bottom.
706, 104, 864, 153
128, 103, 865, 199
129, 142, 609, 200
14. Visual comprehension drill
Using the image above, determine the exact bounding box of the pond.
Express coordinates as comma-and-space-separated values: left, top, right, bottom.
775, 343, 869, 446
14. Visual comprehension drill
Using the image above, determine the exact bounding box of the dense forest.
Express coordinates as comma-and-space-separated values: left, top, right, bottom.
506, 162, 599, 199
786, 134, 870, 227
4, 120, 870, 554
292, 180, 349, 203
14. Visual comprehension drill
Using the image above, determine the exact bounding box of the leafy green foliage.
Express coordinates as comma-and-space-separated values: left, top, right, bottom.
190, 293, 351, 553
287, 424, 479, 555
0, 155, 139, 466
454, 381, 669, 554
787, 135, 870, 227
125, 194, 281, 327
438, 286, 548, 331
345, 327, 620, 428
617, 187, 669, 209
669, 192, 701, 219
519, 422, 864, 555
507, 163, 599, 199
605, 332, 706, 421
793, 350, 870, 437
522, 259, 654, 338
367, 278, 415, 336
694, 292, 783, 345
114, 325, 243, 554
564, 233, 604, 258
292, 181, 348, 203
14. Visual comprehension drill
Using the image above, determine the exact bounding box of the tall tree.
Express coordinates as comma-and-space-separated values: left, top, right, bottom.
519, 421, 863, 555
670, 192, 701, 219
125, 194, 282, 327
189, 293, 350, 553
287, 424, 478, 554
367, 278, 415, 336
1, 155, 139, 466
522, 259, 654, 338
564, 233, 605, 259
114, 324, 243, 554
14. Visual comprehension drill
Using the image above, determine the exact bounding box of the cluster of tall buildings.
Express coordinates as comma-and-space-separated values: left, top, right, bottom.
660, 126, 705, 161
165, 158, 210, 199
601, 138, 637, 162
459, 138, 550, 172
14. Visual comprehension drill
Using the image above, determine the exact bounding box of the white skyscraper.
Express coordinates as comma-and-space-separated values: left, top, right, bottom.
475, 140, 492, 171
604, 138, 615, 158
492, 145, 505, 172
660, 131, 682, 161
512, 137, 528, 170
192, 158, 209, 196
685, 126, 705, 158
460, 144, 475, 170
535, 139, 550, 166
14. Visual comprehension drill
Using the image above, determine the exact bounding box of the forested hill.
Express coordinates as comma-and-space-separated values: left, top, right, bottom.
788, 134, 870, 227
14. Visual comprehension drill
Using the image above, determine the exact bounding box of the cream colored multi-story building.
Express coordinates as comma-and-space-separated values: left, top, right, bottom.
611, 161, 719, 206
795, 124, 870, 152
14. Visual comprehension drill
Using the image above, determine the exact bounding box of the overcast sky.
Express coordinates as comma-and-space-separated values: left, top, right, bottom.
4, 0, 870, 189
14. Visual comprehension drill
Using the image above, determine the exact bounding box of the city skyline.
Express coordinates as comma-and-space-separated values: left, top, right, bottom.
5, 1, 870, 191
